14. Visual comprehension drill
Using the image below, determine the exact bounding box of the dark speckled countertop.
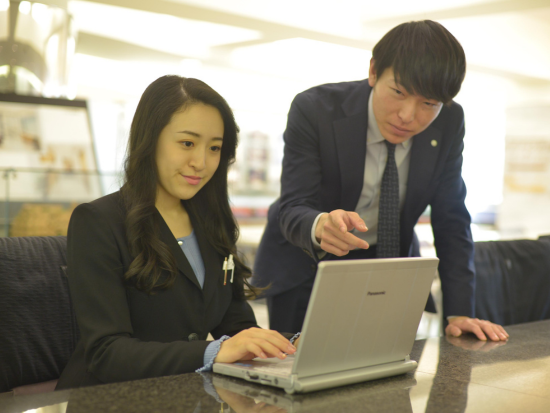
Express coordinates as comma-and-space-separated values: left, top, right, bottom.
2, 320, 550, 413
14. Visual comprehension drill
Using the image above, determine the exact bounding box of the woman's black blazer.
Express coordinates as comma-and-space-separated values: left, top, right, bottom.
57, 191, 260, 389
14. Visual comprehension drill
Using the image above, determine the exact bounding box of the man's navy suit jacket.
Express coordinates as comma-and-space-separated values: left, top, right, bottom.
253, 79, 476, 319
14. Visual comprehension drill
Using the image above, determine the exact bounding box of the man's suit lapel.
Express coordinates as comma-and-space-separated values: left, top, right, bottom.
401, 126, 442, 253
333, 80, 372, 211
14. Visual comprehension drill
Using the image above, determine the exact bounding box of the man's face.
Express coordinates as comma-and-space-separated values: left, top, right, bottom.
368, 62, 443, 144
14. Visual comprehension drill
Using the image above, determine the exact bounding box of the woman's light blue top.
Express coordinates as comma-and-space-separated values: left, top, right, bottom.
177, 231, 205, 288
177, 231, 227, 371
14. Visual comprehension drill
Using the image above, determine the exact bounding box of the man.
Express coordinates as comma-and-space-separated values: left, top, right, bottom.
253, 20, 508, 341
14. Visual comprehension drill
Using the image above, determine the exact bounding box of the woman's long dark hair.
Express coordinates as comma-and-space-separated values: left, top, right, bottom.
122, 75, 255, 299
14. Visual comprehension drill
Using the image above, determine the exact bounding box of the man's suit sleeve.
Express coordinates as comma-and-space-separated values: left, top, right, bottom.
67, 203, 210, 383
430, 106, 476, 318
278, 92, 325, 259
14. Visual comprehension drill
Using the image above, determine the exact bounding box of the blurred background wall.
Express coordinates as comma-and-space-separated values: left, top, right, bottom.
1, 0, 550, 253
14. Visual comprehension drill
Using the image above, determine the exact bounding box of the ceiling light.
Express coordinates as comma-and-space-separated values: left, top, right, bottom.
19, 1, 31, 15
31, 3, 50, 26
0, 0, 10, 12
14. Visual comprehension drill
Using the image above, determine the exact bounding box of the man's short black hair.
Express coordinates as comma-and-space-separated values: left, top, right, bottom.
372, 20, 466, 104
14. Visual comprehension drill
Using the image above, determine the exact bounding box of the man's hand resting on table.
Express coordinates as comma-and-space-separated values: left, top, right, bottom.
446, 316, 509, 341
315, 210, 369, 256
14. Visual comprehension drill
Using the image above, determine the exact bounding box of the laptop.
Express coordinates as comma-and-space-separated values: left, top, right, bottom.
214, 257, 438, 394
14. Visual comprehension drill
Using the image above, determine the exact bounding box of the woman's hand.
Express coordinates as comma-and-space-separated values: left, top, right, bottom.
214, 328, 296, 363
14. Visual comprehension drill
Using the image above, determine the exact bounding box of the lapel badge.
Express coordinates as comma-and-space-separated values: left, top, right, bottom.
223, 254, 235, 285
431, 140, 438, 147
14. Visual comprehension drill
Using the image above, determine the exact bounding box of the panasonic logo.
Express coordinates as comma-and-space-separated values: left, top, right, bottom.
367, 291, 386, 296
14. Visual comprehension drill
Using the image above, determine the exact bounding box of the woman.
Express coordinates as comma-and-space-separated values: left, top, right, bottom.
57, 76, 296, 389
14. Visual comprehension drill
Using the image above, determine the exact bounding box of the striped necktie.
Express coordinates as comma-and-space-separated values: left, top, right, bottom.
377, 141, 400, 258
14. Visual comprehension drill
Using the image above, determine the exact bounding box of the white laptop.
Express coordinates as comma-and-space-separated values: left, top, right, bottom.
214, 257, 438, 394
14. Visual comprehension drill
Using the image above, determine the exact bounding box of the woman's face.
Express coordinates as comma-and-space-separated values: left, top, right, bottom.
155, 103, 224, 206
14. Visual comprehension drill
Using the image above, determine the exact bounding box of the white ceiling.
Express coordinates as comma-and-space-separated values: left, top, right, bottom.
70, 0, 550, 85
164, 0, 509, 38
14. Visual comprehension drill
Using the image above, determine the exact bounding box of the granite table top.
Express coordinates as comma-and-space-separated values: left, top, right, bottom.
2, 319, 550, 413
